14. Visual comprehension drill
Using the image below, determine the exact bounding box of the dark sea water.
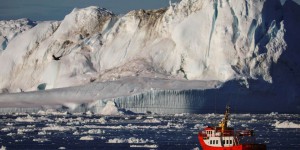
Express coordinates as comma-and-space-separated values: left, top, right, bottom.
0, 113, 299, 150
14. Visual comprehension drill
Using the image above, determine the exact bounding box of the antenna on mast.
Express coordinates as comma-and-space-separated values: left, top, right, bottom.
219, 105, 230, 133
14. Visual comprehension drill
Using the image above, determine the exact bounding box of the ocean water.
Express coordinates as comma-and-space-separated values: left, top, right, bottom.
0, 113, 299, 150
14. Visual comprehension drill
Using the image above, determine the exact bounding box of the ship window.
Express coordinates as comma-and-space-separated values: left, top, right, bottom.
213, 140, 215, 144
216, 140, 218, 144
226, 140, 228, 144
230, 140, 232, 144
222, 140, 225, 144
210, 140, 212, 144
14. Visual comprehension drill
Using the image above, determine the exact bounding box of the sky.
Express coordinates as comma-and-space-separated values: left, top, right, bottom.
0, 0, 299, 21
0, 0, 181, 21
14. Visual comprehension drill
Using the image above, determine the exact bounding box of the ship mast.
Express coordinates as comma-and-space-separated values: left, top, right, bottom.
219, 105, 230, 133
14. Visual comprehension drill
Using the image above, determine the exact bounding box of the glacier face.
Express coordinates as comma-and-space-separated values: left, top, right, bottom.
0, 0, 299, 113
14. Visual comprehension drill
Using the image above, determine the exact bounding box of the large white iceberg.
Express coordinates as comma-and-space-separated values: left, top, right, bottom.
0, 0, 299, 113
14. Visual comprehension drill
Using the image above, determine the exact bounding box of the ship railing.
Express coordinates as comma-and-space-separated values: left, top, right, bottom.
200, 129, 252, 137
235, 129, 254, 137
222, 130, 235, 136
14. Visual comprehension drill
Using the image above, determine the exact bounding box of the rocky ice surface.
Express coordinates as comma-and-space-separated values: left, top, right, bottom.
0, 0, 300, 113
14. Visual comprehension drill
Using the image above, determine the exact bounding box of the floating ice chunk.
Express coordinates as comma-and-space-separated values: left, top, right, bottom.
79, 136, 94, 141
73, 131, 80, 135
249, 118, 257, 123
107, 138, 126, 143
167, 122, 185, 128
17, 128, 34, 134
37, 109, 68, 116
241, 124, 248, 127
127, 137, 153, 143
85, 111, 93, 116
130, 144, 158, 148
143, 118, 161, 123
1, 128, 11, 132
107, 137, 153, 144
37, 110, 46, 115
33, 138, 49, 143
58, 147, 66, 150
6, 133, 15, 136
27, 125, 35, 128
63, 103, 79, 111
17, 129, 24, 135
174, 113, 189, 116
42, 125, 74, 131
100, 101, 121, 115
6, 123, 13, 126
87, 129, 104, 134
98, 117, 107, 124
136, 116, 143, 120
205, 113, 216, 118
15, 115, 35, 122
0, 145, 6, 150
268, 112, 279, 116
193, 124, 204, 130
272, 120, 300, 128
38, 130, 51, 135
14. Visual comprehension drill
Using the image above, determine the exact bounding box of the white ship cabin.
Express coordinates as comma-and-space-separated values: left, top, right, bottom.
202, 127, 237, 147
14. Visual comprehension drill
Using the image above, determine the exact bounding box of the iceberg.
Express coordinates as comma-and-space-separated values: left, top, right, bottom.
0, 0, 300, 113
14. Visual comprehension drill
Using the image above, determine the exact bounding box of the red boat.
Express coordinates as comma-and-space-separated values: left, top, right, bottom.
198, 106, 266, 150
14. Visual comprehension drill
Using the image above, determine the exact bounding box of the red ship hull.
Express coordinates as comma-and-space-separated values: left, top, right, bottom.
198, 133, 266, 150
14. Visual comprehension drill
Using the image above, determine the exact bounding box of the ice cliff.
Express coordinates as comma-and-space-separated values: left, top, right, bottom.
0, 0, 299, 113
